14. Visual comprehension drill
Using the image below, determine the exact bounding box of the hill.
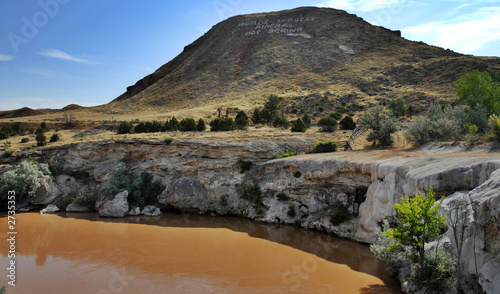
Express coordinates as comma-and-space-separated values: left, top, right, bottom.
0, 107, 46, 119
101, 6, 500, 114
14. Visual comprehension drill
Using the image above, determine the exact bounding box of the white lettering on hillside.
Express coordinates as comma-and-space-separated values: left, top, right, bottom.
237, 16, 316, 37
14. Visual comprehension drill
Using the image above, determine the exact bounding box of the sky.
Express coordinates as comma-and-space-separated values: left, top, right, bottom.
0, 0, 499, 111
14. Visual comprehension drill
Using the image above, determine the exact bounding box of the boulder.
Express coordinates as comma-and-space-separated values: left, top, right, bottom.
29, 177, 62, 205
41, 204, 59, 213
159, 177, 207, 210
142, 205, 161, 216
128, 207, 142, 216
66, 203, 90, 212
98, 190, 129, 217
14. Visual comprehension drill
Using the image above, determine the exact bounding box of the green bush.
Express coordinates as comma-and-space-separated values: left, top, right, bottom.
420, 249, 455, 292
287, 204, 296, 218
74, 184, 98, 208
318, 117, 338, 132
170, 117, 180, 131
340, 116, 357, 130
312, 141, 338, 153
164, 137, 174, 145
237, 182, 264, 213
330, 112, 343, 120
276, 150, 295, 159
388, 98, 407, 118
237, 159, 253, 173
330, 204, 351, 226
235, 111, 249, 130
196, 118, 206, 132
336, 105, 347, 113
2, 150, 13, 158
291, 118, 307, 132
489, 114, 500, 141
359, 106, 400, 146
210, 118, 236, 131
272, 112, 290, 128
20, 137, 29, 143
179, 118, 197, 132
0, 161, 52, 202
49, 154, 65, 175
301, 113, 311, 128
36, 131, 47, 146
117, 121, 133, 134
50, 133, 60, 143
370, 220, 407, 275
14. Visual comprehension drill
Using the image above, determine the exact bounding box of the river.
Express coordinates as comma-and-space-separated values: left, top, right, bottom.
0, 213, 400, 293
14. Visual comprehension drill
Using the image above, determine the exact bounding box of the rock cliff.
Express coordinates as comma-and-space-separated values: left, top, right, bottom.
2, 140, 500, 293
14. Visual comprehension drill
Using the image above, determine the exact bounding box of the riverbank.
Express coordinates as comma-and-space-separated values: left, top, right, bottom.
2, 140, 500, 293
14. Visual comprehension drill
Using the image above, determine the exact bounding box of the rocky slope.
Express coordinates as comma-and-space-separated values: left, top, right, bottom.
104, 7, 500, 113
3, 140, 500, 293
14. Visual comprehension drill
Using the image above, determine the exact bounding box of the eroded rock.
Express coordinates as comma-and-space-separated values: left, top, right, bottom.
98, 190, 129, 218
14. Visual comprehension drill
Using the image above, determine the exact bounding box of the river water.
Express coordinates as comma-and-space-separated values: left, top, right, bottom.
0, 213, 400, 293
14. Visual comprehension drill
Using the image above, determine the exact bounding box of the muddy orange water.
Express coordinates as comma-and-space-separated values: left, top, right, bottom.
0, 213, 400, 293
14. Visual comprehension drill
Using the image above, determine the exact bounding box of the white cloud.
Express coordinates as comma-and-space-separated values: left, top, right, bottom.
17, 67, 66, 77
402, 7, 500, 55
317, 0, 406, 12
0, 53, 15, 61
39, 49, 100, 64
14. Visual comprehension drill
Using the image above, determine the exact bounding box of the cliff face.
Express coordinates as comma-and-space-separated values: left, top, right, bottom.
3, 140, 500, 293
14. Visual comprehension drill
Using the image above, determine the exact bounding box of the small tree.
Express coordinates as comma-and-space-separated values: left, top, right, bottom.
235, 111, 249, 130
359, 106, 399, 146
388, 98, 407, 118
340, 116, 356, 130
170, 116, 180, 131
252, 108, 262, 125
291, 118, 307, 132
302, 113, 311, 128
179, 118, 197, 132
50, 133, 60, 143
318, 117, 338, 132
117, 121, 133, 134
196, 118, 206, 132
385, 187, 447, 286
454, 70, 500, 115
36, 131, 47, 146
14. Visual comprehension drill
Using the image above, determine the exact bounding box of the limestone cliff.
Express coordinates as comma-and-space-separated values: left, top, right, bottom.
2, 140, 500, 293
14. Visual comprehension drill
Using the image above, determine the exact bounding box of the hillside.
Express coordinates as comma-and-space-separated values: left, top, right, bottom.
101, 6, 500, 114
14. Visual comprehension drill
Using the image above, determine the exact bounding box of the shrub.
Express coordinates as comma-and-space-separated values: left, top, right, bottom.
420, 249, 455, 292
276, 150, 295, 159
388, 98, 407, 118
489, 114, 500, 141
302, 113, 311, 128
2, 150, 13, 158
21, 137, 29, 143
330, 112, 343, 120
291, 118, 307, 132
0, 161, 52, 201
36, 131, 47, 146
336, 105, 347, 113
260, 94, 281, 124
117, 121, 133, 134
330, 204, 351, 226
164, 137, 174, 145
235, 111, 249, 130
454, 70, 500, 115
49, 154, 65, 175
318, 117, 338, 132
465, 124, 480, 143
276, 192, 290, 201
340, 116, 356, 130
40, 122, 49, 132
292, 108, 298, 114
237, 182, 264, 213
73, 184, 98, 208
196, 118, 206, 132
237, 159, 253, 173
11, 122, 25, 135
210, 118, 236, 131
272, 112, 289, 128
0, 130, 9, 140
287, 204, 296, 218
179, 118, 197, 132
358, 106, 400, 146
370, 220, 406, 275
50, 133, 60, 143
312, 141, 338, 153
252, 108, 262, 124
170, 116, 180, 131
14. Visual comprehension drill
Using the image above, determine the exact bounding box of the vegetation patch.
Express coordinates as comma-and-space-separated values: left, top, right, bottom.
237, 159, 253, 173
312, 140, 338, 153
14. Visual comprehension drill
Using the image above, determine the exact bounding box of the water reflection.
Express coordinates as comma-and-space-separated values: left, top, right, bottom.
0, 213, 400, 293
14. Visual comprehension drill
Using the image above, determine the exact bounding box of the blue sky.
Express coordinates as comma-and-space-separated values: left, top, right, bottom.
1, 0, 499, 110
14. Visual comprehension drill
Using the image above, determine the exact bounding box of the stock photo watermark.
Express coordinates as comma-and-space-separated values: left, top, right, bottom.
213, 0, 243, 21
271, 256, 319, 293
96, 268, 135, 294
6, 190, 17, 287
7, 0, 70, 54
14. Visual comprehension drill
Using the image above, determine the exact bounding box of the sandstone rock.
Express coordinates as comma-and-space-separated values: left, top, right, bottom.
29, 177, 62, 205
41, 204, 59, 213
142, 205, 161, 216
128, 207, 142, 216
98, 190, 129, 218
159, 177, 207, 210
66, 203, 90, 212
